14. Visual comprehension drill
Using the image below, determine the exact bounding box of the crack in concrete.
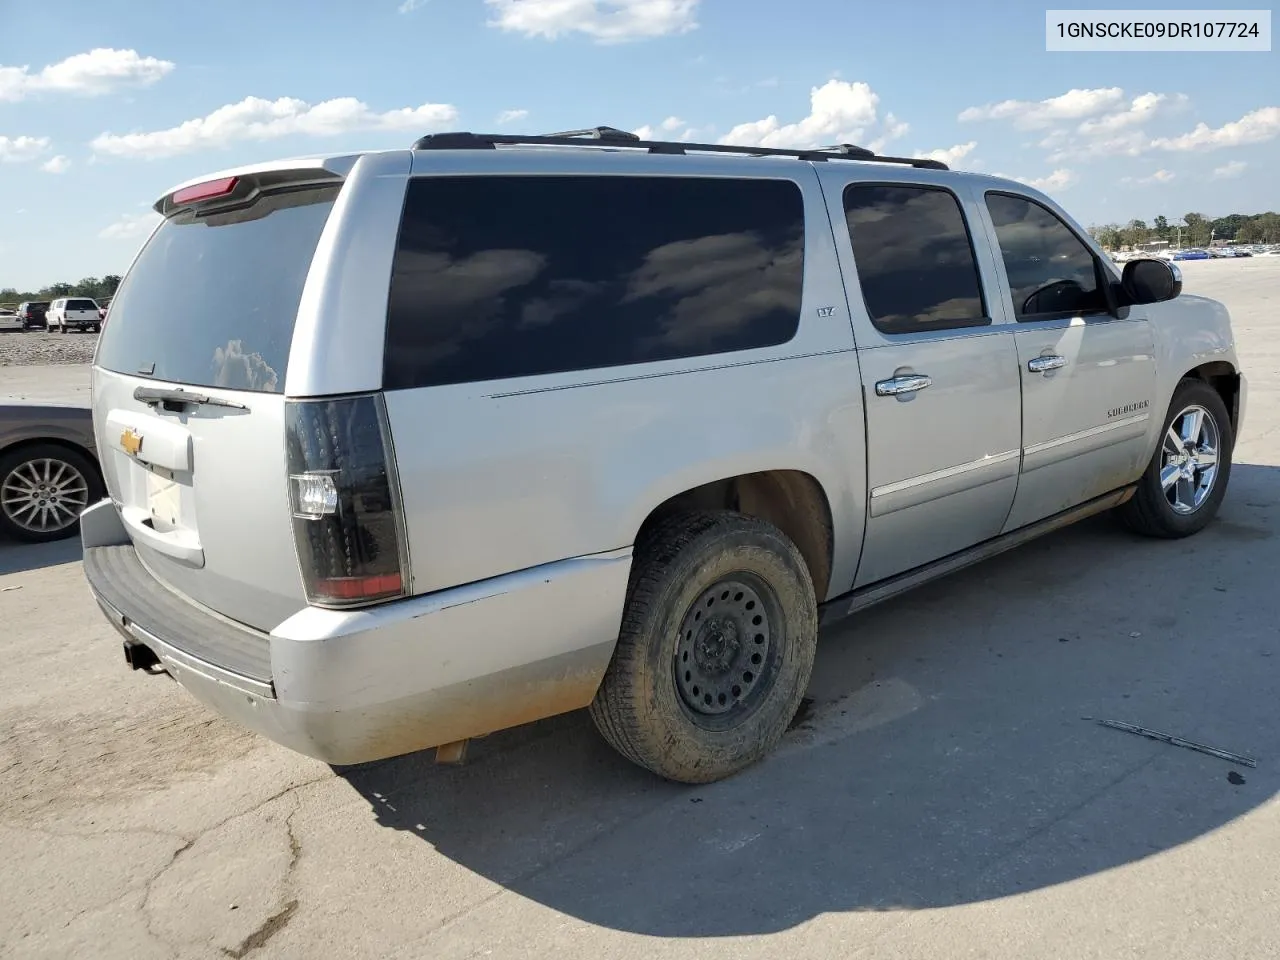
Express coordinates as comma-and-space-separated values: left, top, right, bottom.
220, 799, 305, 958
130, 773, 326, 955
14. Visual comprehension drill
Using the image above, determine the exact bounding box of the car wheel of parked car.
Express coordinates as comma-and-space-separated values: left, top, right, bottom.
0, 444, 103, 543
589, 510, 818, 784
1118, 379, 1233, 539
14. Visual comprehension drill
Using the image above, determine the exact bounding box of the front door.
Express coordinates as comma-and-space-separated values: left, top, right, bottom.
980, 191, 1158, 532
828, 178, 1023, 587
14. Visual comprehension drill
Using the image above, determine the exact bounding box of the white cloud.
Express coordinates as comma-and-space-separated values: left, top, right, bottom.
1025, 169, 1076, 192
92, 95, 459, 158
661, 115, 684, 132
0, 135, 50, 162
99, 211, 162, 241
41, 154, 70, 173
1123, 169, 1176, 185
1150, 106, 1280, 152
866, 112, 909, 153
496, 108, 529, 124
1077, 92, 1184, 135
398, 0, 428, 11
960, 87, 1124, 129
486, 0, 699, 43
632, 124, 654, 140
1045, 130, 1147, 163
1213, 160, 1247, 179
719, 79, 880, 149
916, 141, 976, 167
994, 169, 1077, 193
0, 48, 173, 102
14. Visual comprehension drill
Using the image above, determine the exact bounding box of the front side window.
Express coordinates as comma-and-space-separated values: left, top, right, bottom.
985, 193, 1108, 320
383, 175, 806, 389
843, 183, 988, 335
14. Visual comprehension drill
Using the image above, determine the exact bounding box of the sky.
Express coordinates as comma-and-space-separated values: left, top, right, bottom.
0, 0, 1277, 291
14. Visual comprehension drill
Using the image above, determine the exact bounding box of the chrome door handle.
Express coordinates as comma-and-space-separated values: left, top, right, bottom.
1027, 355, 1067, 374
875, 374, 932, 397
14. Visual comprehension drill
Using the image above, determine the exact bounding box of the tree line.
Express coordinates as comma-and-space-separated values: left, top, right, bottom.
1089, 211, 1280, 251
0, 275, 122, 306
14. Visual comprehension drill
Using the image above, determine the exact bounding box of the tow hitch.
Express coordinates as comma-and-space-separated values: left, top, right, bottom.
122, 639, 160, 671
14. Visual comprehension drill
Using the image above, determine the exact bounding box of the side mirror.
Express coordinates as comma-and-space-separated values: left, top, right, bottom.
1121, 258, 1182, 305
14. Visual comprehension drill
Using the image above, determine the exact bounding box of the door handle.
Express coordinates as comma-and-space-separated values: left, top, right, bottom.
875, 374, 932, 397
1027, 355, 1067, 374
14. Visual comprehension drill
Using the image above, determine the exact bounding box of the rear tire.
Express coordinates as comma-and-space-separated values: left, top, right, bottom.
589, 510, 818, 784
0, 444, 103, 543
1117, 378, 1233, 538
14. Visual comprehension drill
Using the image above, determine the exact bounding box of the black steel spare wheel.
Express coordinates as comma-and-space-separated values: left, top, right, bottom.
590, 510, 818, 784
675, 575, 779, 728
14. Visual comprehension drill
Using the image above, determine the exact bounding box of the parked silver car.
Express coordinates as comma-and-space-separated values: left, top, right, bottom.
82, 128, 1245, 783
0, 403, 102, 542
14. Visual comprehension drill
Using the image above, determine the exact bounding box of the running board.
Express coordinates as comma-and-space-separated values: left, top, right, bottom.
818, 485, 1136, 627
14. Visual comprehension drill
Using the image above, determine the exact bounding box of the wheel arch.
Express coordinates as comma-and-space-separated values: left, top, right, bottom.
1182, 361, 1241, 437
0, 436, 103, 479
634, 469, 835, 602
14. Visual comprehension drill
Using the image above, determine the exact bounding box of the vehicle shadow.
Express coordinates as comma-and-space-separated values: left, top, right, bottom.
339, 462, 1280, 937
0, 535, 82, 576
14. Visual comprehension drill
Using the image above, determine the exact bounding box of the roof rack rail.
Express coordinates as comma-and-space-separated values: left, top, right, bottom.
408, 128, 949, 170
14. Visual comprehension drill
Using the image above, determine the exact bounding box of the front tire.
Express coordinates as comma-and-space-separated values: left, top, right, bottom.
1117, 378, 1233, 538
590, 511, 818, 784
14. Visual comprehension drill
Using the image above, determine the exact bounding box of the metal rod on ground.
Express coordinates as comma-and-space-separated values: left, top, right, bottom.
1087, 718, 1258, 768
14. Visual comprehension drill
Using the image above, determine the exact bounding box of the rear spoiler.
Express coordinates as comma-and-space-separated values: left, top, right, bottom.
155, 158, 356, 218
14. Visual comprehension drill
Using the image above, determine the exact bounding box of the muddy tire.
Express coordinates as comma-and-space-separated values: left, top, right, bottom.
589, 510, 818, 784
1117, 378, 1233, 539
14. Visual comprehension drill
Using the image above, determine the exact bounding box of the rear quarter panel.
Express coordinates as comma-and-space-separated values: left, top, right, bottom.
381, 154, 868, 602
0, 404, 98, 459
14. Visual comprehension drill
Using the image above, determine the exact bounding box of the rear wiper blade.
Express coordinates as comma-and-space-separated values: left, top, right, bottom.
133, 386, 247, 410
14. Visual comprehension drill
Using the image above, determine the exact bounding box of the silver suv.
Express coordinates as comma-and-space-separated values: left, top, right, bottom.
82, 127, 1246, 783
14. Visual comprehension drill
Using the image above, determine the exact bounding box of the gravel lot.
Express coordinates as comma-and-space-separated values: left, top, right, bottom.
0, 329, 100, 367
2, 258, 1280, 960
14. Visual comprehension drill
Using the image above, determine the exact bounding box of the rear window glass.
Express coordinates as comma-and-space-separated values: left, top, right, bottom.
97, 184, 339, 393
68, 299, 97, 310
383, 175, 805, 390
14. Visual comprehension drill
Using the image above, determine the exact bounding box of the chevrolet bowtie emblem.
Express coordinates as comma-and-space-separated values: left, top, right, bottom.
120, 428, 144, 456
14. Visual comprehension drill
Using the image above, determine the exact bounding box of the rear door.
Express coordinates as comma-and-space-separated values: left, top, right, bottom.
979, 191, 1157, 531
822, 176, 1023, 586
92, 172, 349, 631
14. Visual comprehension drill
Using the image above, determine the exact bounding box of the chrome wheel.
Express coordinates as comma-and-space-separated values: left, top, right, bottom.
1, 456, 91, 535
675, 574, 778, 725
1161, 404, 1220, 515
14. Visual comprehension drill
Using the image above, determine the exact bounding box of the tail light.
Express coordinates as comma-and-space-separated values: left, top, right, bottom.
284, 394, 410, 607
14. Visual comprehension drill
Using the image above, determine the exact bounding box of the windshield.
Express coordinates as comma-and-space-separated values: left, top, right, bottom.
97, 184, 340, 394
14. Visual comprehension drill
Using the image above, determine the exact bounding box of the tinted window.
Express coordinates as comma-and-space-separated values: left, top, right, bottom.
843, 184, 987, 335
69, 299, 97, 310
985, 193, 1108, 320
383, 175, 805, 389
97, 185, 339, 393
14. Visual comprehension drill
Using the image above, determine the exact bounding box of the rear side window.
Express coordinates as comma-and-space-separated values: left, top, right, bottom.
843, 183, 988, 335
984, 192, 1108, 320
383, 175, 805, 390
97, 184, 340, 393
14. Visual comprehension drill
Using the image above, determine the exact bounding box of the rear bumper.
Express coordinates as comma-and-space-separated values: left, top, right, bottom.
81, 500, 630, 765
